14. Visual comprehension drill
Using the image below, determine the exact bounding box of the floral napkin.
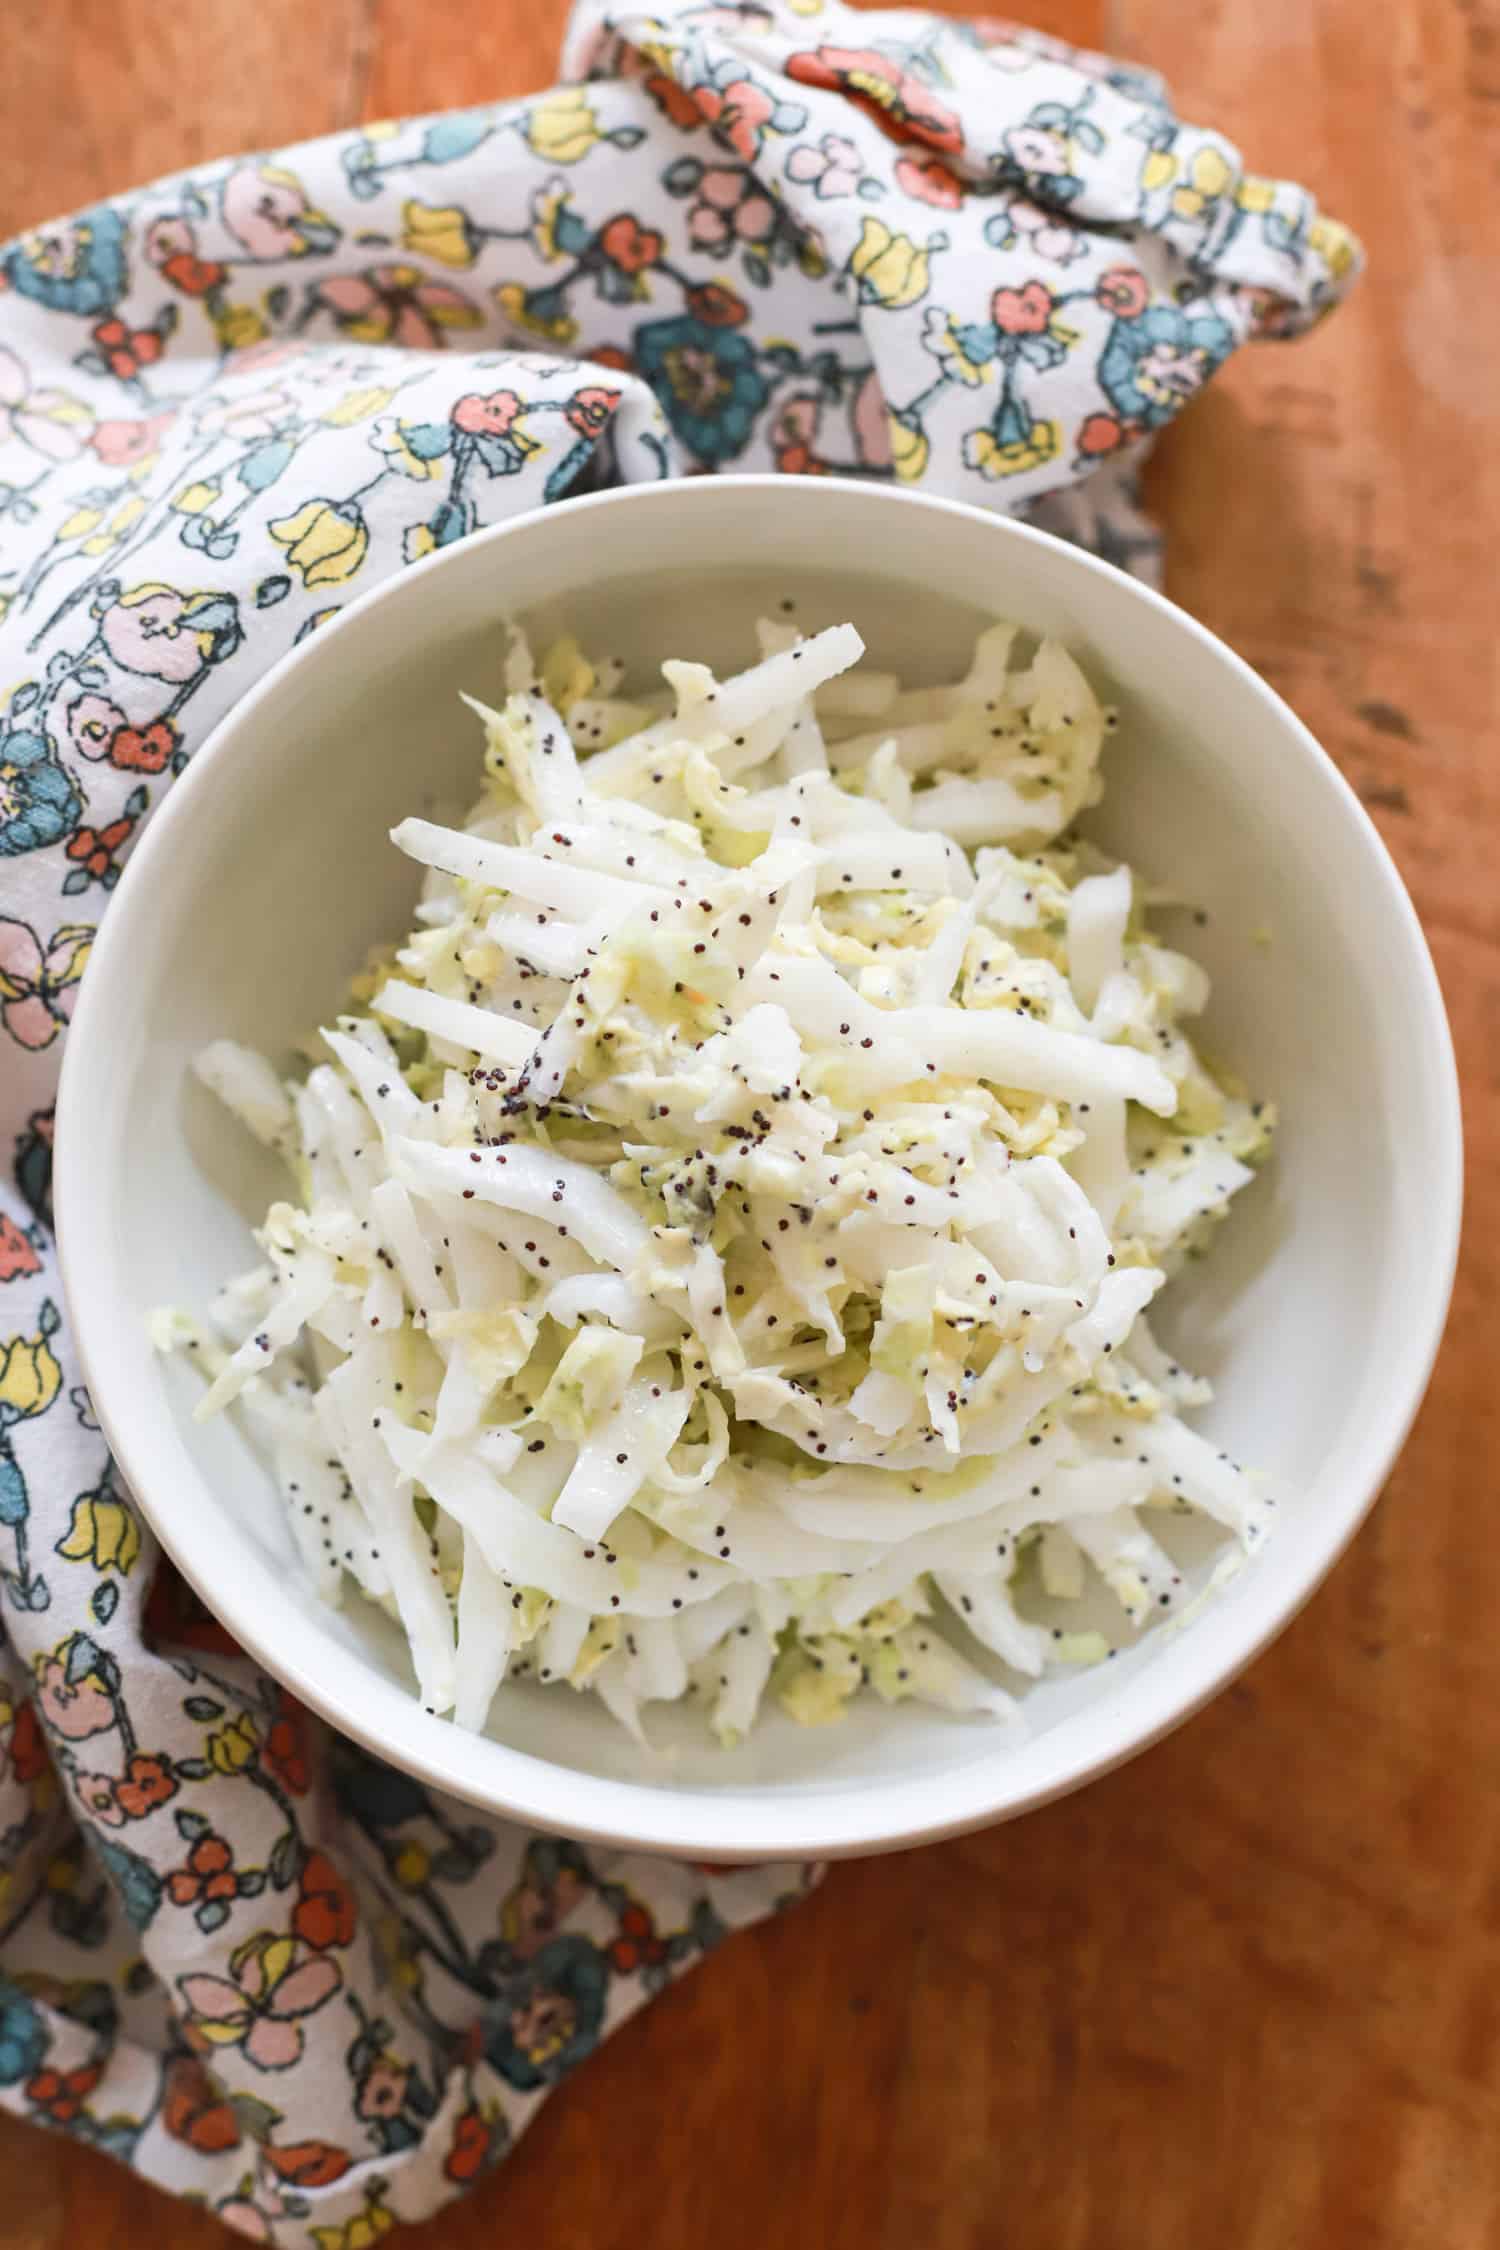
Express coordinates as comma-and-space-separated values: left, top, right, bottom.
0, 3, 1357, 2240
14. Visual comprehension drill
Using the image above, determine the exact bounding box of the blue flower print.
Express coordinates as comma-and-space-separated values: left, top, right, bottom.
1097, 304, 1236, 430
13, 1106, 54, 1228
484, 1935, 609, 2091
93, 1836, 163, 1932
0, 730, 82, 859
2, 207, 128, 318
0, 1976, 47, 2086
633, 316, 768, 464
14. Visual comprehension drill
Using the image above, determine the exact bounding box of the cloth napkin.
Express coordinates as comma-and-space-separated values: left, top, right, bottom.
0, 4, 1357, 2239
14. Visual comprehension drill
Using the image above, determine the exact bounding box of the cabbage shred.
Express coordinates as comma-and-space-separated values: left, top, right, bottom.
166, 618, 1277, 1745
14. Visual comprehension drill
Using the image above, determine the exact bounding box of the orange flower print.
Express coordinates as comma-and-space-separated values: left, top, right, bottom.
0, 1214, 42, 1282
167, 1830, 241, 1909
89, 317, 165, 383
26, 2060, 101, 2126
261, 1693, 312, 1794
114, 1750, 177, 1818
64, 812, 135, 888
786, 46, 963, 155
161, 2054, 243, 2153
444, 2105, 492, 2182
292, 1849, 357, 1951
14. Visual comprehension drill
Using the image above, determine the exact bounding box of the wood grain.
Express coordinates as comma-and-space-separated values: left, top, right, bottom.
3, 0, 1496, 2244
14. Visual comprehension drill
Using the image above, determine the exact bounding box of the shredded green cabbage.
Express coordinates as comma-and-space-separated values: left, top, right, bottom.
162, 615, 1278, 1745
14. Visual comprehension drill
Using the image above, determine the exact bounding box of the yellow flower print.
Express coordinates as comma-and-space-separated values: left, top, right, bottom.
44, 1850, 77, 1895
374, 1910, 424, 1994
321, 385, 397, 428
56, 501, 104, 541
0, 1310, 62, 1420
79, 494, 147, 558
921, 308, 991, 388
494, 281, 579, 347
206, 1712, 260, 1775
400, 201, 478, 270
170, 479, 220, 516
1172, 144, 1234, 221
56, 1483, 140, 1573
964, 419, 1062, 480
887, 413, 928, 484
369, 416, 443, 481
268, 500, 369, 589
849, 218, 934, 311
211, 303, 270, 352
1308, 214, 1358, 280
524, 89, 602, 164
392, 1842, 431, 1890
531, 179, 571, 263
1236, 174, 1277, 215
310, 2199, 397, 2250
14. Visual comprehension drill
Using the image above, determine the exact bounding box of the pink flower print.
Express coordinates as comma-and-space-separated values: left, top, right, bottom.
991, 279, 1054, 334
0, 347, 92, 463
851, 367, 892, 470
217, 2203, 275, 2245
65, 693, 125, 762
88, 410, 175, 468
1007, 196, 1086, 265
894, 155, 964, 210
73, 1769, 125, 1827
178, 1934, 342, 2072
452, 390, 524, 436
99, 585, 240, 682
221, 165, 336, 260
1095, 265, 1151, 318
1135, 338, 1213, 404
35, 1652, 114, 1740
192, 385, 295, 442
314, 266, 482, 351
100, 588, 204, 682
785, 133, 863, 199
696, 78, 776, 163
687, 167, 778, 251
221, 339, 308, 378
0, 917, 92, 1050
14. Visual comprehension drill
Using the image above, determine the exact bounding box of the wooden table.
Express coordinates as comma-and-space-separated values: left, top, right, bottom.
5, 2, 1496, 2243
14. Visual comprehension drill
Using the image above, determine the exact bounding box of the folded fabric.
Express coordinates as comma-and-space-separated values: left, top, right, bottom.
0, 4, 1357, 2240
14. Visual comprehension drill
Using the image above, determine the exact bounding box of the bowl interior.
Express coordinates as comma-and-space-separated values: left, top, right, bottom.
58, 482, 1458, 1856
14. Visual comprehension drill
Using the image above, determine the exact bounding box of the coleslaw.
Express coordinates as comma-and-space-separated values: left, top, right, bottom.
159, 612, 1276, 1745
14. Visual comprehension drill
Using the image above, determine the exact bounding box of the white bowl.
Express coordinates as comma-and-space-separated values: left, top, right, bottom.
56, 479, 1461, 1861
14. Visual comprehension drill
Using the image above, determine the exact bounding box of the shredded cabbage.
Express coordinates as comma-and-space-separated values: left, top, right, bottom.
163, 616, 1278, 1744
